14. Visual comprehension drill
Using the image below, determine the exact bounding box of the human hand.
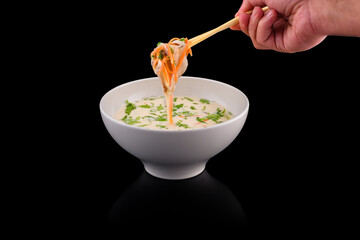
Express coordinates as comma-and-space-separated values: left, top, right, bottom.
231, 0, 326, 53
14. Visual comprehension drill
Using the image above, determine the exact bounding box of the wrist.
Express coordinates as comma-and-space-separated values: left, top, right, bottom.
310, 0, 360, 37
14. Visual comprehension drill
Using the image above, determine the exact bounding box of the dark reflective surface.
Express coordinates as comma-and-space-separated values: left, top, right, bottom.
108, 170, 247, 235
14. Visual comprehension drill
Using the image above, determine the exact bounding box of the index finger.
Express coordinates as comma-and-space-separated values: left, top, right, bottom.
237, 0, 268, 15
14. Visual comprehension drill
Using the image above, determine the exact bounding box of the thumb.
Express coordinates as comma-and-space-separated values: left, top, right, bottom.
230, 16, 241, 31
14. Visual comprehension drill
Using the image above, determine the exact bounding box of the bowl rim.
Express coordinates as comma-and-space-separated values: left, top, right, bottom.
99, 76, 249, 133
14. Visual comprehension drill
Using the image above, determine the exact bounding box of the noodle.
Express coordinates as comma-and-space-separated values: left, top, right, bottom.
150, 38, 192, 124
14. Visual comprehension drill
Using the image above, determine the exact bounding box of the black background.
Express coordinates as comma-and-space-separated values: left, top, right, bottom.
27, 1, 359, 238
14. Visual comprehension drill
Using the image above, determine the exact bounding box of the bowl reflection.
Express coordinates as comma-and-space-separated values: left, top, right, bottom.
108, 170, 247, 234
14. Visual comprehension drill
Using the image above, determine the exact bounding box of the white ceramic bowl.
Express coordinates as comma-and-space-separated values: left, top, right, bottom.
100, 76, 249, 180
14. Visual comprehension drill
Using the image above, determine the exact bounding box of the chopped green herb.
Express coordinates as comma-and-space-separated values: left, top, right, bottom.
143, 115, 155, 120
190, 106, 196, 110
179, 110, 195, 117
196, 108, 228, 124
173, 97, 177, 102
173, 103, 183, 110
157, 42, 163, 46
176, 120, 189, 129
184, 97, 193, 101
196, 117, 207, 124
121, 115, 141, 125
144, 115, 167, 122
200, 98, 210, 104
217, 108, 226, 115
206, 113, 222, 123
139, 104, 151, 108
157, 104, 164, 111
125, 100, 136, 115
156, 125, 167, 129
156, 116, 167, 121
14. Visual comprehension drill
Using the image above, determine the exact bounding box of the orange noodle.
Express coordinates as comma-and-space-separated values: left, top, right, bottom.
150, 38, 192, 125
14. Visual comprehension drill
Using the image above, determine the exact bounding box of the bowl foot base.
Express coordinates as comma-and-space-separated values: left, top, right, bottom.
143, 161, 207, 180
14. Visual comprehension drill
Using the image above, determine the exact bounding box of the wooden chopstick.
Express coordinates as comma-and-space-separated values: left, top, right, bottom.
189, 6, 269, 47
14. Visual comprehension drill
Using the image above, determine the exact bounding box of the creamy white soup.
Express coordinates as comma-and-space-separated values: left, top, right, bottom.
114, 96, 233, 130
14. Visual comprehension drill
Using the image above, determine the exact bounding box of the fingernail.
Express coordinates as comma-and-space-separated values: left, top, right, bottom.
266, 9, 274, 17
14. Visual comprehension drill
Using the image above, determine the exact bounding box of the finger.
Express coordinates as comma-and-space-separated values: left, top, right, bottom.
231, 0, 253, 30
230, 16, 241, 31
256, 9, 278, 46
239, 0, 267, 13
233, 0, 268, 32
238, 12, 250, 36
248, 6, 264, 48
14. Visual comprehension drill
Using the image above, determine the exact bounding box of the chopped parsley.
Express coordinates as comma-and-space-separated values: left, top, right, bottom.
125, 100, 136, 115
196, 117, 207, 124
173, 103, 183, 110
200, 98, 210, 104
157, 104, 164, 111
196, 108, 228, 124
144, 115, 167, 122
139, 104, 151, 108
121, 115, 141, 125
176, 120, 189, 129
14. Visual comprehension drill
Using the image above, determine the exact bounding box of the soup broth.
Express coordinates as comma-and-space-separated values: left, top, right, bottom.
114, 96, 233, 130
